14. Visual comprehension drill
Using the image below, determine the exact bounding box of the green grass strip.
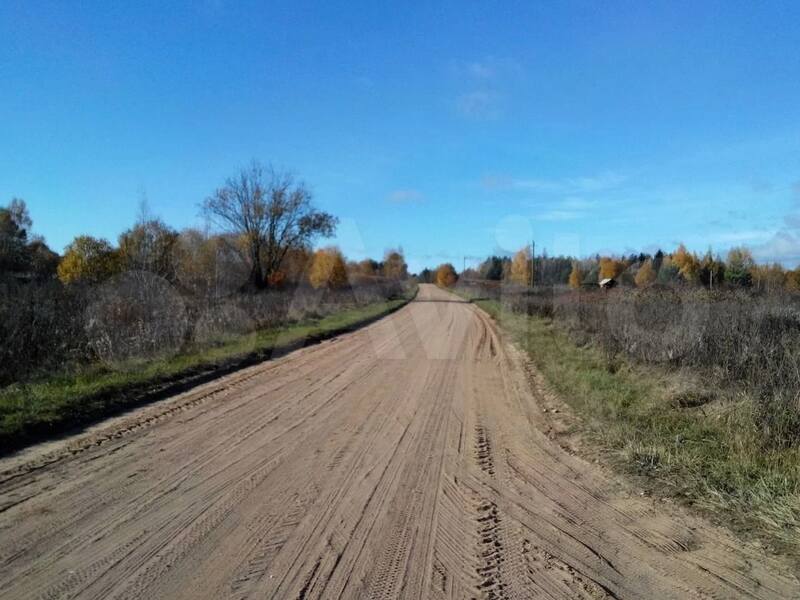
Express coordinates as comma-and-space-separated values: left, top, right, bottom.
467, 294, 800, 560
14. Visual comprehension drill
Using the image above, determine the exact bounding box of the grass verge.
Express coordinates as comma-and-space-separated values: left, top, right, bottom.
0, 289, 416, 455
469, 295, 800, 561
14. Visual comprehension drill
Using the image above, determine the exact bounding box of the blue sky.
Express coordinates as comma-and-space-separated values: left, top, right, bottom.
2, 1, 800, 273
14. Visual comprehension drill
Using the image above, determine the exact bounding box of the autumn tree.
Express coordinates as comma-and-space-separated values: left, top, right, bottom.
57, 236, 121, 284
436, 263, 458, 287
172, 229, 250, 296
203, 162, 337, 289
382, 249, 408, 280
308, 247, 348, 289
786, 268, 800, 292
751, 263, 785, 293
672, 244, 700, 283
598, 257, 625, 281
568, 262, 582, 289
634, 260, 656, 287
656, 256, 680, 284
278, 246, 312, 284
509, 247, 532, 286
118, 218, 179, 279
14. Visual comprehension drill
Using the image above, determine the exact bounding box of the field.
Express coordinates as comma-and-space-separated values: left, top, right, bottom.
455, 280, 800, 559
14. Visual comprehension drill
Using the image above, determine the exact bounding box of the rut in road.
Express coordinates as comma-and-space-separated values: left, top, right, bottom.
0, 284, 797, 599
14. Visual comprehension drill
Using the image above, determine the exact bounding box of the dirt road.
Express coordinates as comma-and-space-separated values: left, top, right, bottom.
0, 284, 797, 599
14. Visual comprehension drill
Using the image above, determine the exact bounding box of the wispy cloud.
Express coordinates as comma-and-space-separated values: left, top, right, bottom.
456, 91, 503, 120
387, 189, 424, 204
455, 57, 523, 81
482, 171, 628, 194
452, 56, 521, 120
707, 229, 775, 245
532, 197, 598, 222
535, 210, 585, 221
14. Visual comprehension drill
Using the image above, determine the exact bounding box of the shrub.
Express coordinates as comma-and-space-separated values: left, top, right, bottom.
308, 247, 348, 289
436, 263, 458, 287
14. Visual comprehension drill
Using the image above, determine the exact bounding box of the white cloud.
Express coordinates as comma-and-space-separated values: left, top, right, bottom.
455, 57, 523, 81
753, 231, 800, 265
452, 57, 521, 120
482, 172, 628, 194
753, 188, 800, 267
535, 210, 584, 221
750, 194, 800, 265
516, 173, 627, 193
530, 197, 597, 222
387, 189, 424, 204
456, 90, 502, 119
706, 230, 775, 245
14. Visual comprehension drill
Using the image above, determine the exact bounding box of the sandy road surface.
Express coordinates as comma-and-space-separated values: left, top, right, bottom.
0, 284, 797, 599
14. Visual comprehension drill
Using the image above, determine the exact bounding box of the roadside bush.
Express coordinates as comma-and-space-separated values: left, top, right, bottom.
193, 302, 256, 346
0, 278, 90, 385
0, 273, 412, 386
86, 271, 189, 365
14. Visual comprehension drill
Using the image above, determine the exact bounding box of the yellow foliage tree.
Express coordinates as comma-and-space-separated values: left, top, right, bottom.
751, 263, 786, 293
436, 263, 458, 287
509, 247, 532, 286
382, 249, 408, 280
598, 257, 625, 281
635, 260, 656, 287
279, 246, 313, 284
568, 262, 582, 289
786, 268, 800, 292
672, 244, 700, 283
308, 247, 348, 289
57, 236, 121, 284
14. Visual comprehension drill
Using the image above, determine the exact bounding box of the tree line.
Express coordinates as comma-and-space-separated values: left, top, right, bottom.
0, 162, 410, 293
454, 244, 800, 292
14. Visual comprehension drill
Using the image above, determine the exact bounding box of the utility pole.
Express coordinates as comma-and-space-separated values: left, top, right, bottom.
530, 240, 535, 289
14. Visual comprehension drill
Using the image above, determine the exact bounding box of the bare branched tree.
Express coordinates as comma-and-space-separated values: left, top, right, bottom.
203, 162, 337, 289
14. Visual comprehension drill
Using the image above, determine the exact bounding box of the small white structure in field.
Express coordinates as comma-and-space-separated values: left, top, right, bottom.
599, 278, 617, 289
